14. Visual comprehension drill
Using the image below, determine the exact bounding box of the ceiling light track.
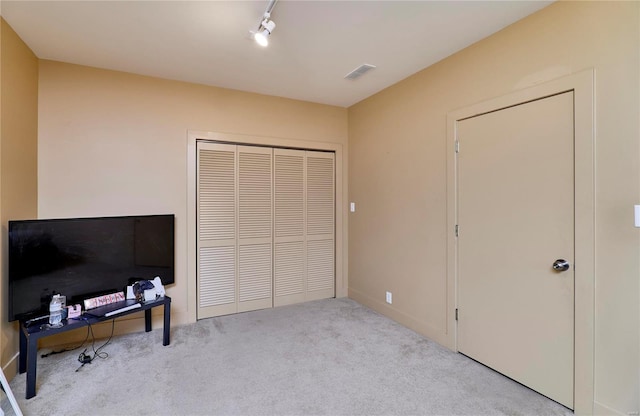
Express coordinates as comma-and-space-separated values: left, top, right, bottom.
253, 0, 278, 47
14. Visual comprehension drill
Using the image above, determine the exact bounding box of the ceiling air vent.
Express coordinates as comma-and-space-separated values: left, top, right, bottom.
344, 64, 377, 80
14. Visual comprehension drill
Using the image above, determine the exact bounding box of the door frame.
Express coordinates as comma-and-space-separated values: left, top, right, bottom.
446, 69, 595, 414
187, 130, 345, 321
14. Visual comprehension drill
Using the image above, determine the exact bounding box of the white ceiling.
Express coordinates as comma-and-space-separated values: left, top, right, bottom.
1, 1, 552, 107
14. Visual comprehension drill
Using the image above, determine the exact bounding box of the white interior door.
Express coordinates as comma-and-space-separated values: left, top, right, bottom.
456, 92, 574, 408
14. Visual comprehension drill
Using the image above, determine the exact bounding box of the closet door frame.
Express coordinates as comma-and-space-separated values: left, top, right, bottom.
187, 130, 345, 322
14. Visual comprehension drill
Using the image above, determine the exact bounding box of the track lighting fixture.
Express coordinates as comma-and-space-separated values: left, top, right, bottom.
254, 18, 276, 47
252, 0, 277, 47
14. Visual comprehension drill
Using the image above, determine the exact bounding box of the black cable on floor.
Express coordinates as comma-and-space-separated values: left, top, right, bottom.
91, 318, 115, 359
41, 324, 91, 358
76, 319, 116, 372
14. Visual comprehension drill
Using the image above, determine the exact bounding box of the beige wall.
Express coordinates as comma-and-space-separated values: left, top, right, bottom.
0, 18, 39, 376
5, 2, 639, 413
36, 60, 348, 343
348, 2, 639, 415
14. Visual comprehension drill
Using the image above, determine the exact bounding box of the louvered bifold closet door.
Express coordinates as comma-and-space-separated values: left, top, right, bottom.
273, 149, 306, 307
197, 142, 237, 319
306, 151, 335, 300
237, 145, 273, 313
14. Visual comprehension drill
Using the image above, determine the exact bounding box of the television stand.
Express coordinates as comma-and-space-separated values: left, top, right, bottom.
18, 296, 171, 399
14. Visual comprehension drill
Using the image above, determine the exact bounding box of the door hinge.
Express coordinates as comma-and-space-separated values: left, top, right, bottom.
455, 308, 459, 321
455, 224, 459, 237
455, 140, 460, 153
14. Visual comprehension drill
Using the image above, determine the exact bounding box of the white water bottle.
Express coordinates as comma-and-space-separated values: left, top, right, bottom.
49, 294, 63, 327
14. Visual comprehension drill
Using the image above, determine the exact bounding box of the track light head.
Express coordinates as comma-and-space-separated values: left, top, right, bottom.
254, 19, 276, 47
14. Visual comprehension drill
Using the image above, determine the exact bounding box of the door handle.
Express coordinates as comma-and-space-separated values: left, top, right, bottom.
552, 259, 570, 272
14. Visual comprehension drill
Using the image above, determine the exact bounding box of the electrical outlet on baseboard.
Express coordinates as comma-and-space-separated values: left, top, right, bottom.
385, 291, 392, 304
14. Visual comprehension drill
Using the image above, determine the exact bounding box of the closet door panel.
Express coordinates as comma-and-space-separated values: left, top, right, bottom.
198, 246, 237, 316
274, 149, 306, 306
306, 239, 334, 300
237, 146, 273, 312
306, 152, 335, 237
238, 243, 272, 312
197, 142, 238, 318
274, 241, 305, 301
197, 142, 335, 317
306, 151, 335, 300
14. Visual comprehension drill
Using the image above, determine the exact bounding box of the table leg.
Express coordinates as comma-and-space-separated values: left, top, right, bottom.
19, 327, 27, 374
26, 336, 38, 399
144, 309, 152, 332
163, 299, 170, 346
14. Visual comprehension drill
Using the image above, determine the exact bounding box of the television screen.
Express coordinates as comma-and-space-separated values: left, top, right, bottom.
8, 214, 174, 321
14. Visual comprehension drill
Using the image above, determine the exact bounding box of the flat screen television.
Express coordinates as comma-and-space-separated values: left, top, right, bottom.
8, 214, 175, 322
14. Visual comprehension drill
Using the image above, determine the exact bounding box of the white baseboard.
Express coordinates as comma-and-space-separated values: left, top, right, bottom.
348, 287, 450, 348
1, 352, 19, 382
594, 400, 635, 416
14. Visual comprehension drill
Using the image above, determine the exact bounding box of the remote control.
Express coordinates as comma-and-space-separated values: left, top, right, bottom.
105, 303, 141, 317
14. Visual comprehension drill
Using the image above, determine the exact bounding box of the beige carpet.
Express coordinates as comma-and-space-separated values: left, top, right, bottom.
1, 298, 572, 415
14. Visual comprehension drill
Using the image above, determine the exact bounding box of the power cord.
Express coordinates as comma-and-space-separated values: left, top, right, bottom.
76, 348, 92, 370
75, 319, 116, 372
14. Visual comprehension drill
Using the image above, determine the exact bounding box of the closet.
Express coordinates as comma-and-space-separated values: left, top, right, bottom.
196, 141, 335, 319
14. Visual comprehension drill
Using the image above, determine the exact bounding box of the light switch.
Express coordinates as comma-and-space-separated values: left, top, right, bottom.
350, 202, 356, 212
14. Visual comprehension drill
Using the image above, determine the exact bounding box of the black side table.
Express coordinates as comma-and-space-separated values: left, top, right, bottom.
19, 296, 171, 399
